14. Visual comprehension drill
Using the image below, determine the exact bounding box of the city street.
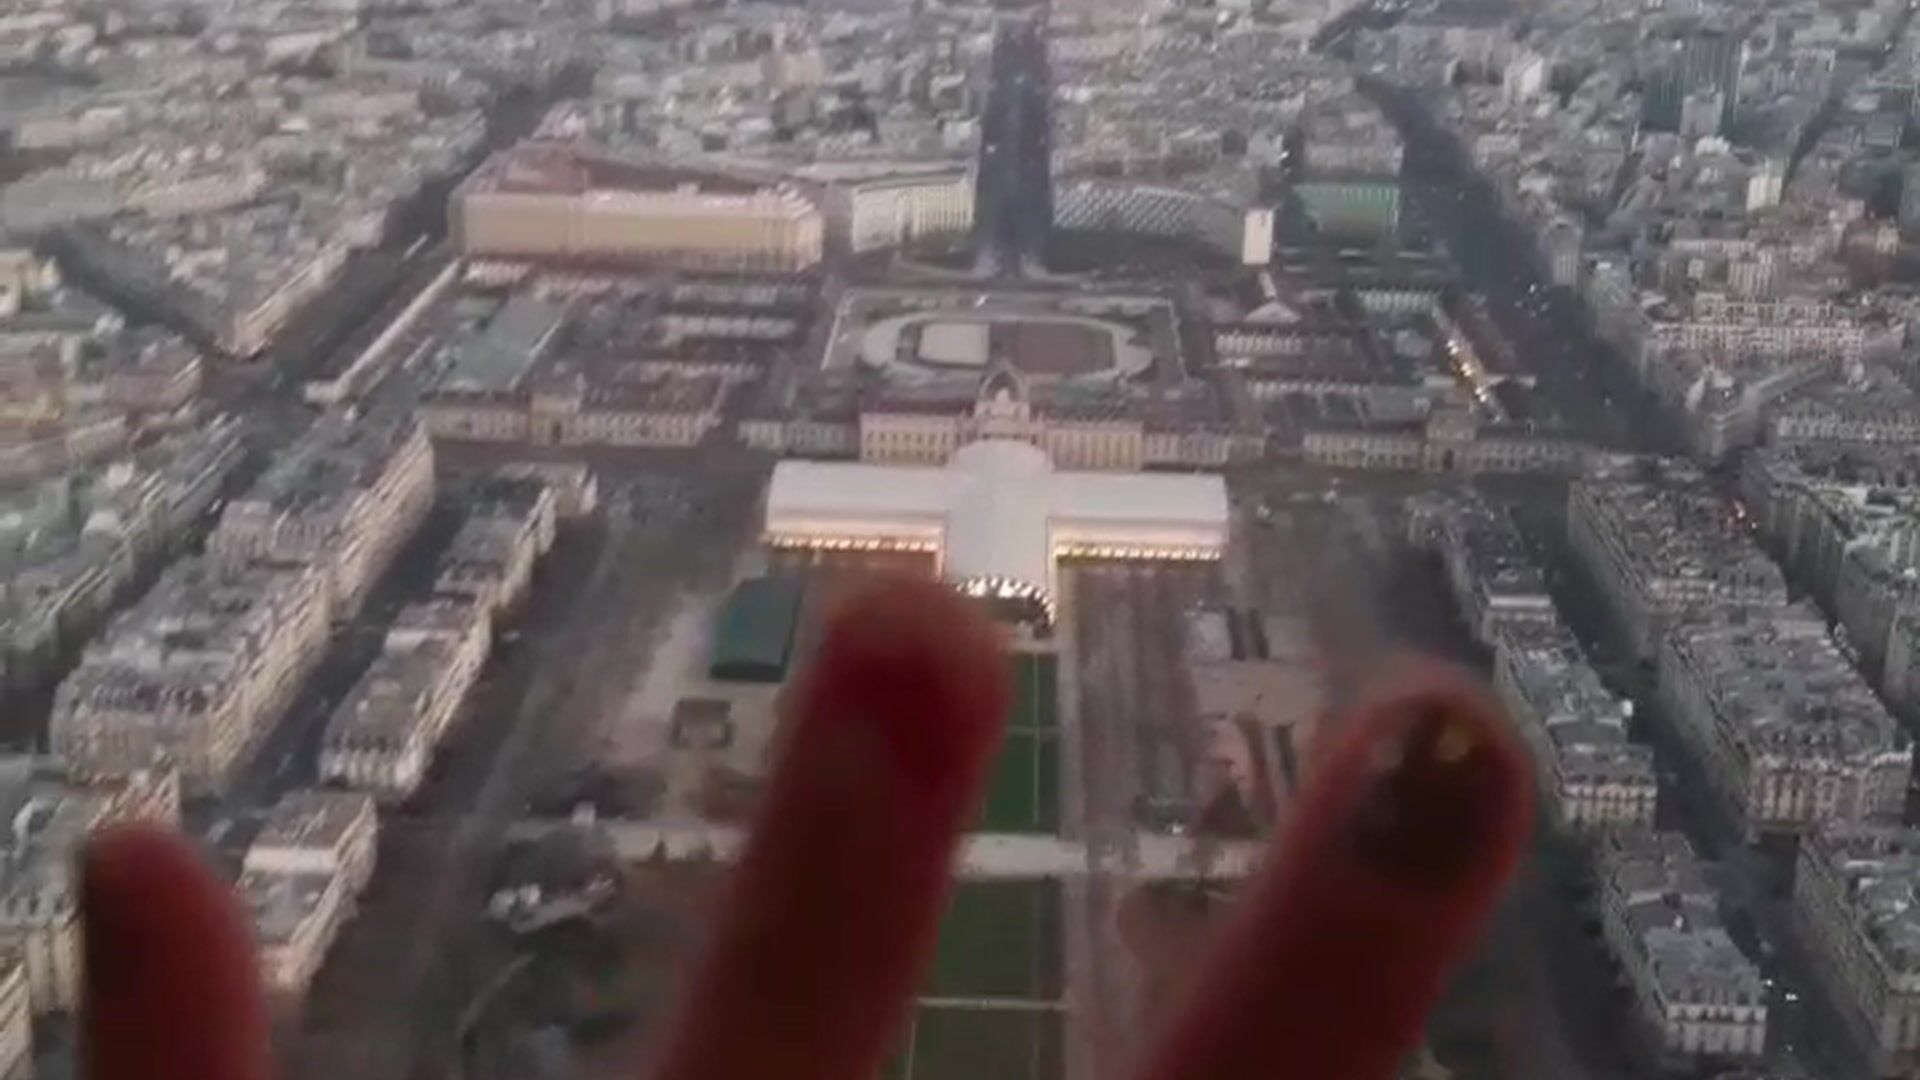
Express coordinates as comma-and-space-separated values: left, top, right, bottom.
291, 460, 766, 1079
1061, 562, 1224, 1076
1356, 58, 1877, 1078
975, 15, 1054, 276
195, 505, 468, 863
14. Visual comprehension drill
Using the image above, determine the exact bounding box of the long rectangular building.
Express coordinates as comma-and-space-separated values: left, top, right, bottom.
0, 758, 177, 1012
319, 599, 490, 800
1490, 619, 1656, 833
240, 789, 381, 996
453, 144, 824, 272
1568, 464, 1788, 658
50, 559, 332, 792
211, 413, 434, 620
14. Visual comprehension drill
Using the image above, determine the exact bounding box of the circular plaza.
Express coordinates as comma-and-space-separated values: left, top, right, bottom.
856, 307, 1155, 382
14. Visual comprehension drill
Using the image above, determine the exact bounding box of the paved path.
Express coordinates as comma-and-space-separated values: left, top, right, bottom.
509, 819, 1266, 881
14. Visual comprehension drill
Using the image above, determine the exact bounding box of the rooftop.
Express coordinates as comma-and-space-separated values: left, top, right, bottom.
240, 868, 335, 946
1803, 825, 1920, 980
57, 559, 324, 717
251, 789, 373, 854
1665, 607, 1905, 762
463, 143, 768, 198
325, 634, 462, 749
1574, 469, 1787, 603
1494, 619, 1631, 730
1597, 829, 1765, 1004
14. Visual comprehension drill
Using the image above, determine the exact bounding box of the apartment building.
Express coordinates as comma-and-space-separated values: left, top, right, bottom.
0, 759, 177, 1012
1491, 619, 1657, 832
1407, 495, 1555, 646
1794, 825, 1920, 1076
1655, 607, 1909, 838
0, 956, 29, 1079
240, 789, 381, 996
210, 414, 434, 619
431, 479, 557, 616
320, 598, 490, 799
1596, 830, 1768, 1063
50, 560, 331, 792
1567, 466, 1788, 659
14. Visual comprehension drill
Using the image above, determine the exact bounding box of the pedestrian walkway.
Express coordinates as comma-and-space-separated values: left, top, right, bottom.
508, 818, 1267, 881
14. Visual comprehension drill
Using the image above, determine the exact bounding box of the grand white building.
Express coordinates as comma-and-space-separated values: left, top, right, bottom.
764, 439, 1228, 625
453, 144, 825, 272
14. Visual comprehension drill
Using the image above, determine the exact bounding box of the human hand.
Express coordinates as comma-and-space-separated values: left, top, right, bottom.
81, 578, 1532, 1080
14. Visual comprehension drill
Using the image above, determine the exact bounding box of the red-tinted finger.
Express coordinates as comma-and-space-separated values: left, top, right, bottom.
83, 822, 272, 1080
1134, 663, 1532, 1080
650, 578, 1009, 1080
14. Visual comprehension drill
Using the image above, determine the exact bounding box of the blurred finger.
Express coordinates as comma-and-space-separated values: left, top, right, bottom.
1134, 662, 1532, 1080
650, 578, 1009, 1080
83, 822, 271, 1080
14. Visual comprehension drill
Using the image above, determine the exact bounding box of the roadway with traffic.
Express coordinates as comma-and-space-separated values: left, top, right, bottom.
975, 14, 1055, 277
1335, 15, 1869, 1076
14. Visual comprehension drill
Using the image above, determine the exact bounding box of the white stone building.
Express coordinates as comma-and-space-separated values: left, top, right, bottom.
245, 789, 379, 893
1656, 608, 1910, 838
765, 439, 1229, 627
0, 956, 29, 1078
1407, 495, 1555, 646
453, 144, 825, 272
240, 789, 382, 996
211, 414, 434, 620
848, 171, 975, 254
50, 560, 332, 793
1795, 826, 1920, 1076
430, 479, 557, 617
320, 599, 490, 799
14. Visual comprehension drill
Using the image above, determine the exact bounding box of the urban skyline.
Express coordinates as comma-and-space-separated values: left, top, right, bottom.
0, 0, 1913, 1075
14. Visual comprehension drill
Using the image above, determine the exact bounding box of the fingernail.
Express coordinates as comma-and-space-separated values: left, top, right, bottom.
1348, 698, 1515, 889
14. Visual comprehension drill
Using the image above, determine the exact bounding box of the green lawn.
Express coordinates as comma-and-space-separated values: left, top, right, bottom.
982, 653, 1060, 832
926, 881, 1062, 1000
885, 1006, 1064, 1080
887, 880, 1066, 1080
1010, 653, 1057, 731
980, 730, 1059, 833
